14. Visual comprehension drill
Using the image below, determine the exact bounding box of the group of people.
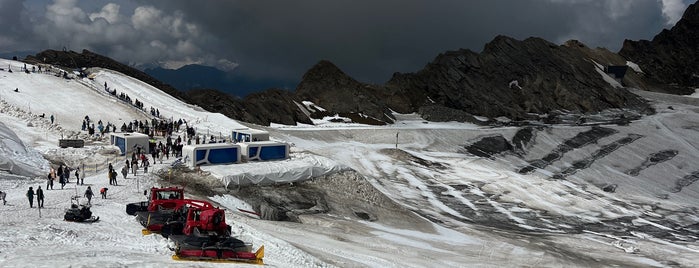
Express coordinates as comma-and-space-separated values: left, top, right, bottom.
47, 164, 81, 190
82, 116, 117, 137
25, 186, 45, 208
23, 185, 104, 208
82, 186, 108, 205
107, 163, 119, 185
126, 150, 150, 176
105, 81, 142, 112
23, 165, 105, 208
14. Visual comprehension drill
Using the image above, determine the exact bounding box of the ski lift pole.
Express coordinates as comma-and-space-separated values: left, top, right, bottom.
395, 131, 399, 149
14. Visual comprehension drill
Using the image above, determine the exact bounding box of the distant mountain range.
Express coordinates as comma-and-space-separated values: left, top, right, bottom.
0, 50, 36, 61
21, 1, 699, 127
144, 64, 294, 98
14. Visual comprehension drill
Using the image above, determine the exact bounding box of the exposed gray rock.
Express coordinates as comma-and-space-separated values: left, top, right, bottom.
619, 2, 699, 94
295, 60, 394, 124
464, 135, 514, 158
386, 36, 651, 121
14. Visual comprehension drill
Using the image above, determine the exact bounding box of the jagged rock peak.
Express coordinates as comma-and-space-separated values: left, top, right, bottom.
300, 60, 354, 83
681, 1, 699, 23
563, 40, 588, 48
482, 35, 556, 53
618, 0, 699, 94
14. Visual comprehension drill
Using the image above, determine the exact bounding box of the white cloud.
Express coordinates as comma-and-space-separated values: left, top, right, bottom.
89, 3, 120, 24
604, 0, 634, 20
658, 0, 687, 25
28, 0, 235, 72
217, 59, 240, 71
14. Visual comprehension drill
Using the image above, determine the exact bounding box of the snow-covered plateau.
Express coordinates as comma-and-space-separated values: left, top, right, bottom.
1, 58, 698, 267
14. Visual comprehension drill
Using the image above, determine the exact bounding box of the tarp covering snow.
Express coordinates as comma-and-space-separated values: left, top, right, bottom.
204, 152, 350, 187
0, 121, 47, 178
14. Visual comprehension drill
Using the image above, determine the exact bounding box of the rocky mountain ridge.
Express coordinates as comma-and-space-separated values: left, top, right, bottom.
20, 2, 698, 126
620, 1, 699, 95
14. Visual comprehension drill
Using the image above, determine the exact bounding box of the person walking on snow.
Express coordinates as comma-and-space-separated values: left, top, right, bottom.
0, 190, 6, 205
26, 187, 34, 208
50, 114, 54, 124
64, 165, 70, 183
131, 159, 138, 175
143, 156, 149, 173
46, 170, 54, 190
36, 186, 44, 208
121, 165, 128, 179
76, 167, 83, 185
84, 186, 94, 205
57, 165, 64, 189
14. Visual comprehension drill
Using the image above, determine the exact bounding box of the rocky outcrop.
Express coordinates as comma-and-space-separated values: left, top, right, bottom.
385, 36, 649, 121
619, 1, 699, 94
184, 89, 312, 126
243, 89, 313, 126
295, 60, 394, 124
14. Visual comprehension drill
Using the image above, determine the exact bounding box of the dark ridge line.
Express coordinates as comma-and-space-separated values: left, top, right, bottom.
672, 171, 699, 193
518, 126, 618, 174
424, 181, 698, 244
626, 150, 679, 176
552, 133, 644, 180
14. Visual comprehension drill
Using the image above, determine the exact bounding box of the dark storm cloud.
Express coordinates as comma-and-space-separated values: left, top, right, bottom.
0, 0, 33, 48
0, 0, 693, 88
142, 0, 675, 84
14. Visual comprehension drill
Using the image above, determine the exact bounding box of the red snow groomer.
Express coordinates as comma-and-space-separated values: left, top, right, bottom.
126, 186, 185, 216
161, 205, 264, 264
138, 198, 214, 235
125, 186, 206, 235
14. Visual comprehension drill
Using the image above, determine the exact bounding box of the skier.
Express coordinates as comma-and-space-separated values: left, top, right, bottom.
26, 187, 34, 208
84, 187, 94, 205
50, 114, 54, 124
36, 186, 44, 208
0, 190, 6, 205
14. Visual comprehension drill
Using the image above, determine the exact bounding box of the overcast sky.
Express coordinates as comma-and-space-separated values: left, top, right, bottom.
0, 0, 694, 88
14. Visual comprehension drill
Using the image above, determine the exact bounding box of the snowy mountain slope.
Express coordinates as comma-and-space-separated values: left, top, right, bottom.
267, 93, 699, 266
0, 56, 698, 268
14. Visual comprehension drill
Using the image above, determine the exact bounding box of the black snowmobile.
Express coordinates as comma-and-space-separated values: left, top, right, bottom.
64, 196, 99, 223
